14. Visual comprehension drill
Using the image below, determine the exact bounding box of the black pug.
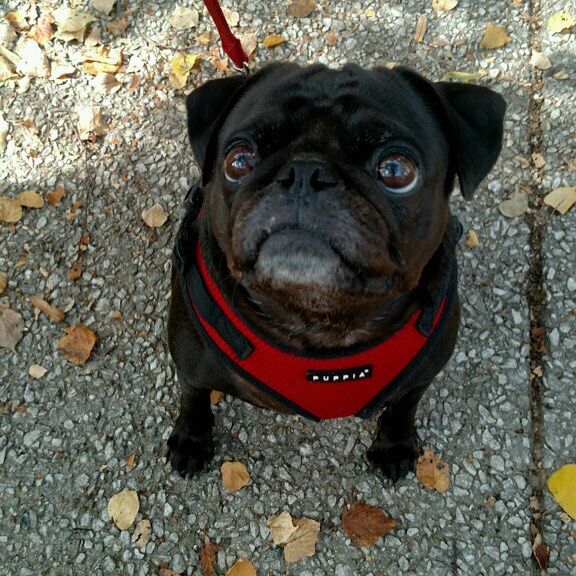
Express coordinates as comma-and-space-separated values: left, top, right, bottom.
167, 62, 505, 481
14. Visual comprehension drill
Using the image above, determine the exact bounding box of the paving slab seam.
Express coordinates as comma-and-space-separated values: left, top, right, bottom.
526, 0, 549, 570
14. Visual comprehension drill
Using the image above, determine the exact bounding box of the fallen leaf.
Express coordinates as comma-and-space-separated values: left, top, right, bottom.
47, 186, 65, 206
210, 390, 224, 404
543, 186, 576, 215
416, 449, 450, 492
30, 295, 65, 322
200, 537, 218, 576
29, 364, 48, 378
81, 46, 122, 75
548, 11, 576, 33
498, 191, 528, 218
548, 463, 576, 519
530, 51, 551, 70
212, 58, 229, 73
0, 271, 7, 294
0, 113, 9, 153
480, 23, 511, 49
168, 53, 199, 89
17, 190, 44, 208
168, 6, 199, 30
553, 70, 570, 80
85, 26, 102, 47
106, 16, 130, 36
531, 152, 545, 168
238, 33, 257, 58
414, 14, 427, 43
532, 533, 549, 571
441, 69, 486, 82
93, 72, 121, 93
432, 0, 458, 11
221, 461, 251, 492
53, 8, 95, 42
29, 15, 55, 45
287, 0, 316, 18
77, 106, 108, 141
326, 31, 338, 46
465, 229, 479, 248
0, 197, 23, 223
263, 34, 286, 49
141, 203, 168, 228
111, 310, 122, 320
131, 519, 151, 548
365, 8, 376, 17
268, 511, 299, 545
15, 38, 50, 78
0, 306, 25, 351
126, 453, 136, 469
196, 30, 212, 45
93, 0, 116, 15
108, 489, 139, 530
283, 517, 320, 563
0, 54, 18, 82
51, 63, 76, 80
58, 325, 97, 364
226, 558, 256, 576
341, 501, 397, 547
5, 11, 29, 32
160, 567, 181, 576
222, 8, 240, 27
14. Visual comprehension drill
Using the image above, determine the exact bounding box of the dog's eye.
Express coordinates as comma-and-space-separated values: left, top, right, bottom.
377, 154, 418, 192
224, 145, 256, 181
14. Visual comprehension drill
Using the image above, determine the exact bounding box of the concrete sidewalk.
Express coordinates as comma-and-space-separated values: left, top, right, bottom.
0, 0, 574, 574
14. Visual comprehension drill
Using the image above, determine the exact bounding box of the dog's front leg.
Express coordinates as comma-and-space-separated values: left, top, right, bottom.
167, 371, 215, 477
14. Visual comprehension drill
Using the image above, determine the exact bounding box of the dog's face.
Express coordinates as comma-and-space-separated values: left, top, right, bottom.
186, 63, 505, 321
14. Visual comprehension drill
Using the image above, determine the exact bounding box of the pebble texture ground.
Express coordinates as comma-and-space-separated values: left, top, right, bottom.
1, 0, 575, 575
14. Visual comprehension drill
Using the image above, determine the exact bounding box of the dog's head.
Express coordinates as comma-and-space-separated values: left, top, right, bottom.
185, 63, 505, 321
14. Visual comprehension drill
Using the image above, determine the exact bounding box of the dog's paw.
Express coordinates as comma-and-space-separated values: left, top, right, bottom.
367, 438, 419, 482
167, 428, 214, 478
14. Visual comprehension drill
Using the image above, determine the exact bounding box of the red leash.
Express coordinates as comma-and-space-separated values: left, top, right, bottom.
202, 0, 250, 70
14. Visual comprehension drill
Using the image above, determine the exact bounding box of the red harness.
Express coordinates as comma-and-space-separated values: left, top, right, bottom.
174, 185, 458, 421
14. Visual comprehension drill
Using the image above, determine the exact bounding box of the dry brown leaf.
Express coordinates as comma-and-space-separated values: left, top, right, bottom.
54, 7, 95, 41
142, 203, 168, 228
0, 306, 25, 351
530, 51, 551, 70
30, 295, 65, 322
212, 58, 229, 73
17, 190, 44, 208
0, 54, 18, 82
29, 15, 55, 45
200, 537, 218, 576
169, 6, 199, 30
126, 453, 136, 469
532, 533, 549, 571
108, 489, 139, 530
68, 264, 83, 281
222, 8, 240, 27
226, 558, 257, 576
85, 26, 102, 47
498, 191, 528, 218
263, 34, 286, 48
0, 271, 7, 295
93, 0, 116, 15
58, 325, 97, 364
548, 12, 576, 33
287, 0, 316, 18
51, 63, 76, 80
480, 23, 511, 49
93, 72, 121, 93
283, 517, 320, 563
29, 364, 48, 379
531, 152, 545, 168
15, 38, 50, 78
106, 16, 130, 36
414, 14, 427, 43
0, 112, 9, 153
47, 185, 65, 206
268, 511, 299, 544
432, 0, 458, 11
0, 197, 23, 223
82, 46, 122, 68
210, 390, 224, 404
543, 186, 576, 215
5, 11, 29, 32
326, 31, 338, 46
238, 33, 257, 58
159, 567, 181, 576
77, 106, 108, 141
131, 519, 151, 548
196, 30, 212, 45
341, 501, 397, 547
221, 461, 251, 492
416, 449, 450, 492
465, 230, 479, 248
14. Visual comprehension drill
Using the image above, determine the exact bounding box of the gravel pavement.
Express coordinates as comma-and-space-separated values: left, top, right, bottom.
1, 1, 575, 575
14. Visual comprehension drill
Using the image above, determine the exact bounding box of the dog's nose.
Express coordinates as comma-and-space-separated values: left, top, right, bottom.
275, 161, 339, 192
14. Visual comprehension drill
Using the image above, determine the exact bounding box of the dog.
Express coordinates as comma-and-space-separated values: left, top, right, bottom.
167, 62, 505, 481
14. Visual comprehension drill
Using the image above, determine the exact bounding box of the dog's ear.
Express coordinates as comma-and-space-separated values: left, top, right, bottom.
186, 75, 247, 180
396, 68, 506, 199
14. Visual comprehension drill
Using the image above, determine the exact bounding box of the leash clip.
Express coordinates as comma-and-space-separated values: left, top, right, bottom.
232, 61, 251, 75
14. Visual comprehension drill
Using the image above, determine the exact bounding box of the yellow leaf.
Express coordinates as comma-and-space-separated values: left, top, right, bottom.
263, 34, 286, 49
432, 0, 458, 11
210, 390, 224, 404
169, 53, 199, 89
548, 12, 576, 33
141, 203, 168, 228
548, 464, 576, 519
226, 558, 257, 576
107, 489, 139, 530
480, 23, 511, 49
543, 186, 576, 215
465, 230, 479, 248
17, 190, 44, 208
416, 449, 450, 492
221, 461, 251, 492
0, 197, 23, 223
365, 8, 376, 17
